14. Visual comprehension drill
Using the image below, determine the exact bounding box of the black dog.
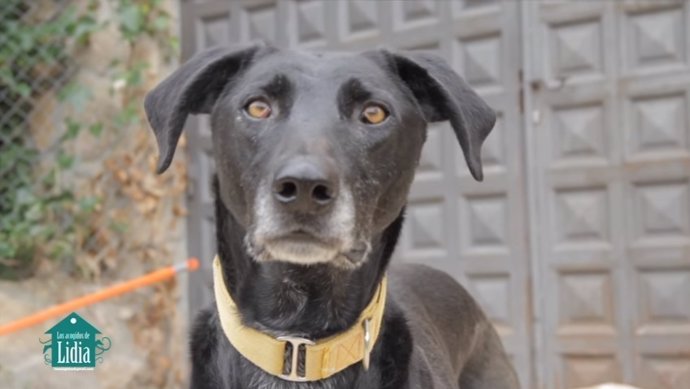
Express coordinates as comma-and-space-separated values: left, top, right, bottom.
145, 43, 519, 389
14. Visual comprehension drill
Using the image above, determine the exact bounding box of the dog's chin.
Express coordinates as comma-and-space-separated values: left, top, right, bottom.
265, 240, 338, 264
249, 237, 369, 269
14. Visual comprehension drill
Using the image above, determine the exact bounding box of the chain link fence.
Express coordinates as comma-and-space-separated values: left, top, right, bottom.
0, 0, 90, 277
0, 0, 76, 156
0, 1, 189, 387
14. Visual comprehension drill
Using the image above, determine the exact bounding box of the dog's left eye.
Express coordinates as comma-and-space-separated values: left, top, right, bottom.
360, 104, 388, 125
245, 99, 272, 119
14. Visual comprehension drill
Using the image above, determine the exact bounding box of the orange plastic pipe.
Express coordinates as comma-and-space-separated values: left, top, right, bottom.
0, 258, 200, 336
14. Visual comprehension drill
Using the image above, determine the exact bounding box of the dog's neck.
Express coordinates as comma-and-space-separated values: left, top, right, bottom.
210, 180, 412, 389
213, 181, 404, 339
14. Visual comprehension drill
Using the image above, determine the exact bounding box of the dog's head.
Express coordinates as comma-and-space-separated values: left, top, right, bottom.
145, 44, 495, 269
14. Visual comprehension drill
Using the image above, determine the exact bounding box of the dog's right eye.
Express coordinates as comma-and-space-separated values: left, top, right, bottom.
360, 104, 388, 125
245, 99, 272, 119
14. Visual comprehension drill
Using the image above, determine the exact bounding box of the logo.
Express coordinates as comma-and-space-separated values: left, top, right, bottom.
40, 312, 111, 370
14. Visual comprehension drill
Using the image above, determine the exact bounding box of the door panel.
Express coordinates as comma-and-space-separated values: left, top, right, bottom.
523, 1, 690, 388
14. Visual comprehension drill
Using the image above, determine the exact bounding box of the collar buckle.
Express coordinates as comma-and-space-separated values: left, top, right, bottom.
362, 318, 373, 370
277, 336, 315, 382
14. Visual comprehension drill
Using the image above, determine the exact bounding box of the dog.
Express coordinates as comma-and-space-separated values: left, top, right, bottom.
145, 43, 520, 389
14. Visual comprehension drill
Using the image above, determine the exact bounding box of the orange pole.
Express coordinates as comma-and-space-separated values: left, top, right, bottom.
0, 258, 200, 336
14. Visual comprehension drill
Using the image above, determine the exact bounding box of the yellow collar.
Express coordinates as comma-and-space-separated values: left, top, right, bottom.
212, 256, 388, 382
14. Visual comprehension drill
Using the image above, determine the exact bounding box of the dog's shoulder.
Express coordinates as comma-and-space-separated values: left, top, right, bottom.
388, 262, 458, 286
388, 262, 487, 329
388, 263, 475, 306
387, 262, 493, 387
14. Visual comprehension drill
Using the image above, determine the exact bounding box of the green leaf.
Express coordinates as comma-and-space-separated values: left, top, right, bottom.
72, 15, 101, 45
0, 240, 14, 259
153, 15, 169, 31
126, 68, 143, 87
114, 101, 141, 128
59, 83, 92, 111
50, 240, 74, 260
89, 122, 103, 137
118, 3, 143, 35
16, 83, 31, 98
14, 188, 36, 206
57, 151, 75, 169
109, 220, 128, 234
78, 196, 99, 213
29, 224, 49, 239
168, 36, 180, 53
25, 203, 43, 222
41, 170, 57, 189
64, 119, 81, 140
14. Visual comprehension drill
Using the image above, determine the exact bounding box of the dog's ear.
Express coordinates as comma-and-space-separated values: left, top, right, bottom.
378, 50, 496, 181
144, 44, 264, 173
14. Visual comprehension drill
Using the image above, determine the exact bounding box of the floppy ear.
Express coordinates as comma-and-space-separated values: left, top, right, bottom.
144, 44, 264, 173
382, 50, 496, 181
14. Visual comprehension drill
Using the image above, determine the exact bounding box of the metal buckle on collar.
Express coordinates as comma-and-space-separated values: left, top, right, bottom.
362, 318, 373, 370
277, 336, 315, 382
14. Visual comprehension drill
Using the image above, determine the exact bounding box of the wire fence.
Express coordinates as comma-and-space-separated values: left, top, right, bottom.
0, 1, 188, 387
0, 0, 89, 277
0, 0, 76, 156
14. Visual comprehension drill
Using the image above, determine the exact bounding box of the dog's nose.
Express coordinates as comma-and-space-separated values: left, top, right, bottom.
272, 158, 339, 213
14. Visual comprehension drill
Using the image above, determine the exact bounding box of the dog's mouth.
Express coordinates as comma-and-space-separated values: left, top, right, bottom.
248, 229, 370, 268
280, 229, 329, 244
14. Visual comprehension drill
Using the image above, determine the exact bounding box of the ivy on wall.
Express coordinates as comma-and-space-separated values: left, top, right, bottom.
0, 0, 180, 279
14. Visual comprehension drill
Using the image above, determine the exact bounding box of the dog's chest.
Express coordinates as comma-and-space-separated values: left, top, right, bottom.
216, 337, 378, 389
234, 360, 373, 389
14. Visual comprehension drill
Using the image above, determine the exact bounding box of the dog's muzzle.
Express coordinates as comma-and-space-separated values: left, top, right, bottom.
251, 174, 363, 267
